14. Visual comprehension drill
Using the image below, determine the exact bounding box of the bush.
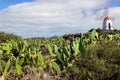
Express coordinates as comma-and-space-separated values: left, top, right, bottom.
68, 41, 120, 80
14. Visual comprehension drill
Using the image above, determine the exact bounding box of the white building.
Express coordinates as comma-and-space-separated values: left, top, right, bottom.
103, 16, 114, 30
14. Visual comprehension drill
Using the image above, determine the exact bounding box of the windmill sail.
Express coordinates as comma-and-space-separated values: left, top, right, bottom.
103, 7, 109, 17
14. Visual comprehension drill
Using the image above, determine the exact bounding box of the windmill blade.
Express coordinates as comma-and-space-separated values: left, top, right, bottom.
103, 7, 109, 17
111, 17, 115, 21
95, 16, 104, 20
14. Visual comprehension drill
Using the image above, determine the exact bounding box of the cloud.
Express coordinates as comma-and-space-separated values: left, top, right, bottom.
0, 0, 119, 38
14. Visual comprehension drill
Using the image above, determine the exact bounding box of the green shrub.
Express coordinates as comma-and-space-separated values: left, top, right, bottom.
68, 41, 120, 80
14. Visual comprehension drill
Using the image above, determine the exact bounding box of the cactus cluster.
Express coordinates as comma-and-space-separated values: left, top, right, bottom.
0, 29, 120, 80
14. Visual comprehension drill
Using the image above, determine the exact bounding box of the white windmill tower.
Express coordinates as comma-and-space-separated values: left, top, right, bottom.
96, 8, 114, 30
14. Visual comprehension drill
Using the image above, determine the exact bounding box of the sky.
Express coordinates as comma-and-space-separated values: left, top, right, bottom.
0, 0, 120, 38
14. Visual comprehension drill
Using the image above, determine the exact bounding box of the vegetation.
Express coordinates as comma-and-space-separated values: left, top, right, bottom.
0, 29, 120, 80
0, 32, 21, 42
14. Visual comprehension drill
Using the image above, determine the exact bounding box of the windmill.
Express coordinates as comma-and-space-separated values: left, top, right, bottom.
96, 7, 114, 30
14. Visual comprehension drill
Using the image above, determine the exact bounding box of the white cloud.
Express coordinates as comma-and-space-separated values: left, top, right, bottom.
0, 0, 119, 38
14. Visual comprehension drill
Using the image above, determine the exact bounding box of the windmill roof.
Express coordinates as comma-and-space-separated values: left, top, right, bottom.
104, 16, 111, 20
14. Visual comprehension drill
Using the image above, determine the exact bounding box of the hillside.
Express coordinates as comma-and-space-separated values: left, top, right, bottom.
0, 29, 120, 80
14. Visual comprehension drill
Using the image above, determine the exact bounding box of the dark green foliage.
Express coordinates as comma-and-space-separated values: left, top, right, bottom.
68, 41, 120, 80
0, 32, 21, 42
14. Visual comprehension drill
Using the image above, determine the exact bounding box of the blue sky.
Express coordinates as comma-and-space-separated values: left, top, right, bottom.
0, 0, 120, 10
0, 0, 33, 10
109, 0, 120, 7
0, 0, 120, 38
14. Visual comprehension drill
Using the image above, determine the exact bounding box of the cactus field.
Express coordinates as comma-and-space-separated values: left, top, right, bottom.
0, 29, 120, 80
